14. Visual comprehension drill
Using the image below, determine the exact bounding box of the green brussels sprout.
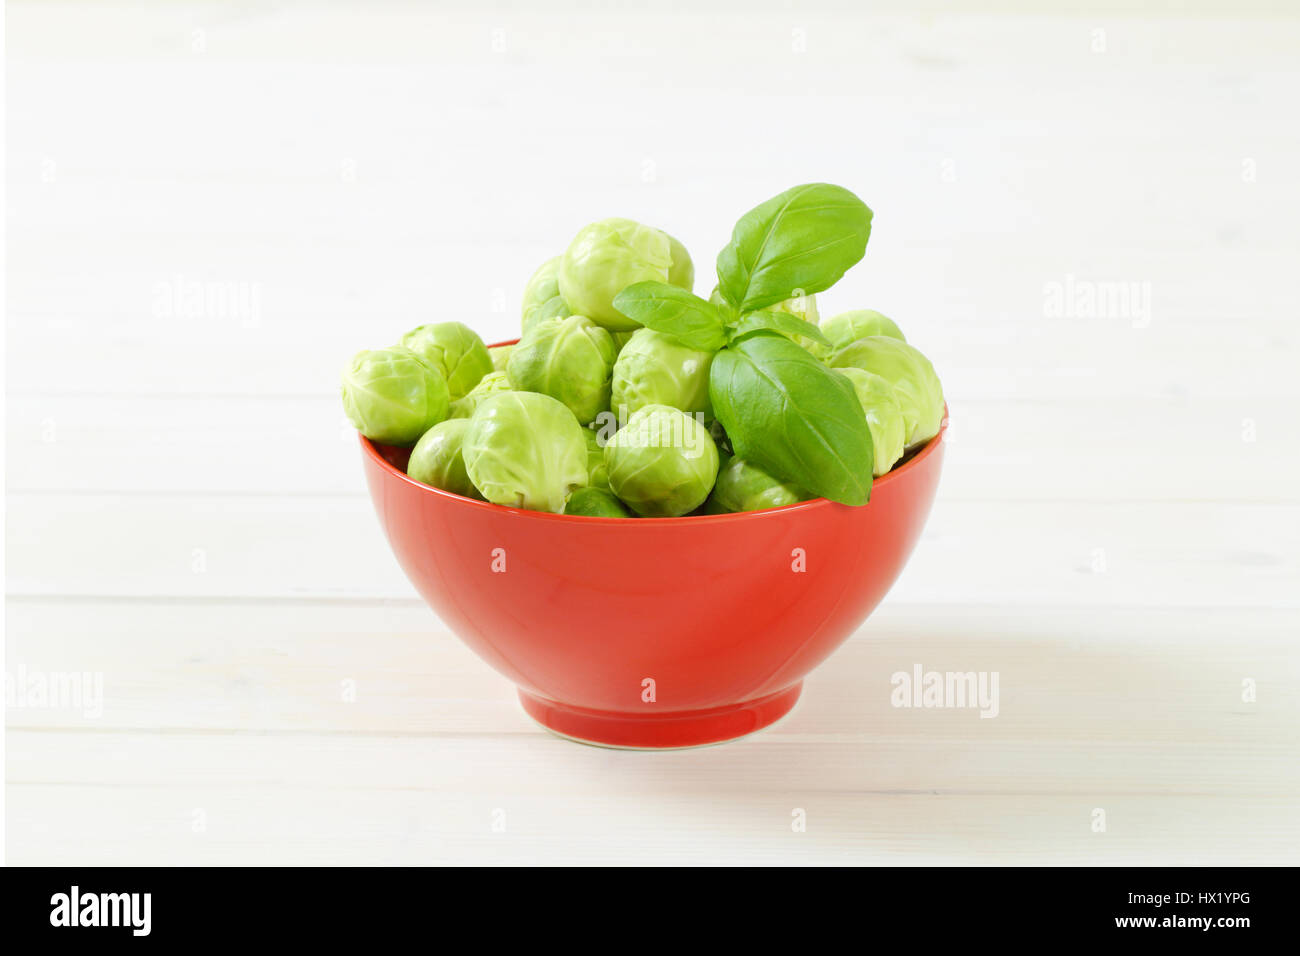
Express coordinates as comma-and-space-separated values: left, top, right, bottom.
665, 233, 695, 292
768, 291, 824, 356
708, 455, 806, 513
558, 217, 673, 331
448, 370, 512, 419
462, 392, 588, 513
524, 295, 570, 336
835, 367, 907, 476
701, 496, 731, 515
506, 315, 616, 425
400, 322, 492, 402
820, 309, 905, 352
771, 291, 820, 326
489, 344, 514, 373
582, 428, 611, 492
708, 285, 816, 328
830, 336, 943, 447
564, 486, 632, 518
611, 330, 636, 354
406, 418, 483, 499
604, 404, 719, 517
522, 256, 561, 307
521, 256, 570, 335
341, 346, 449, 446
610, 328, 714, 419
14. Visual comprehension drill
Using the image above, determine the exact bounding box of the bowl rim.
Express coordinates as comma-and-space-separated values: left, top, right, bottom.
360, 339, 947, 525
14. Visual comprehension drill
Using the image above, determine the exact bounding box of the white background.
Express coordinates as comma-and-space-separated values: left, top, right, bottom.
5, 0, 1299, 864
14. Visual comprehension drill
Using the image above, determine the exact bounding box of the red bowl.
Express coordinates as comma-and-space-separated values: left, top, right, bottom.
360, 377, 947, 748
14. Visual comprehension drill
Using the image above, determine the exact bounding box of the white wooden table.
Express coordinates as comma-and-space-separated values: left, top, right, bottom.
5, 1, 1298, 865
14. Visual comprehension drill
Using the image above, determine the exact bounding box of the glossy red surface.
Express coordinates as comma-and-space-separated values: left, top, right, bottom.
360, 383, 947, 748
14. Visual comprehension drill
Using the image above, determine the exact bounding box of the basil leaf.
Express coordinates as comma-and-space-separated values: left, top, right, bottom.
730, 310, 831, 348
709, 332, 874, 505
715, 183, 873, 313
707, 287, 740, 323
612, 281, 728, 352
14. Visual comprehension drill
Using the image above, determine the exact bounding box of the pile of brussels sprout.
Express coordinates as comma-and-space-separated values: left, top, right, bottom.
342, 183, 944, 518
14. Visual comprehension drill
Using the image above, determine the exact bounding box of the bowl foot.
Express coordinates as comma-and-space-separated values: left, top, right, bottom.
517, 683, 802, 750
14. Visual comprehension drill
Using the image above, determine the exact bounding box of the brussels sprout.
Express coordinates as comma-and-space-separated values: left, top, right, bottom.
820, 309, 905, 352
462, 392, 588, 513
701, 496, 731, 515
489, 344, 514, 373
558, 218, 673, 331
400, 322, 492, 402
771, 291, 820, 326
769, 292, 824, 356
835, 367, 907, 476
448, 370, 512, 419
665, 233, 695, 293
506, 315, 616, 425
522, 256, 561, 308
564, 486, 632, 518
406, 418, 483, 498
341, 346, 449, 446
582, 428, 611, 492
521, 256, 570, 335
611, 330, 636, 354
604, 404, 719, 517
610, 328, 713, 419
830, 335, 943, 447
524, 295, 570, 336
708, 455, 806, 513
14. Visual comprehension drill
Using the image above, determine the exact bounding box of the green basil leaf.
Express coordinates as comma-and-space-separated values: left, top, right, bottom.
730, 310, 831, 348
708, 332, 874, 505
715, 183, 873, 313
612, 281, 728, 351
707, 286, 739, 322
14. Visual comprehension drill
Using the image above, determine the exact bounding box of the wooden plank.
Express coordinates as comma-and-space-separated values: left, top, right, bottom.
7, 393, 1297, 501
7, 494, 1297, 606
8, 601, 1297, 742
6, 306, 1294, 402
11, 728, 1297, 798
7, 781, 1297, 866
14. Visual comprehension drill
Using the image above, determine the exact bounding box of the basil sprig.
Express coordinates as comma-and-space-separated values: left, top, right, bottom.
611, 182, 876, 505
